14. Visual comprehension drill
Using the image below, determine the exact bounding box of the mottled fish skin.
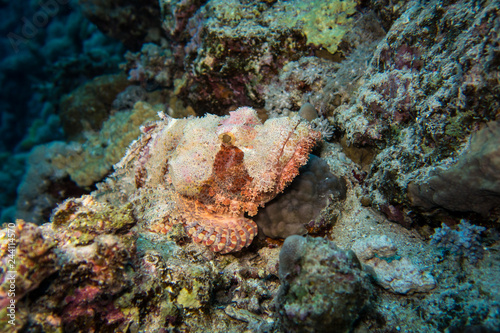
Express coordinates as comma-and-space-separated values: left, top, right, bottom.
113, 107, 319, 254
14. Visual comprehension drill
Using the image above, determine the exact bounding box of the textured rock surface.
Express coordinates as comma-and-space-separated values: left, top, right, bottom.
3, 0, 500, 332
0, 221, 57, 310
15, 102, 160, 224
15, 142, 89, 224
408, 120, 500, 216
52, 101, 160, 187
333, 0, 500, 217
141, 0, 363, 114
430, 220, 486, 263
277, 235, 372, 333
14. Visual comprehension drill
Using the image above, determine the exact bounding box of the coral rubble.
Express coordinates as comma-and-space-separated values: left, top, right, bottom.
430, 220, 486, 263
352, 235, 436, 294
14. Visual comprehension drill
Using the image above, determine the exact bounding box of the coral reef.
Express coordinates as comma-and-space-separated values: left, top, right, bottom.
131, 0, 373, 114
333, 0, 500, 216
261, 11, 385, 117
123, 43, 176, 89
52, 101, 160, 187
2, 0, 500, 332
336, 0, 499, 146
0, 1, 124, 151
269, 0, 357, 55
0, 1, 124, 219
277, 235, 372, 333
0, 197, 137, 332
111, 85, 147, 111
0, 195, 282, 332
377, 236, 500, 332
0, 221, 57, 308
97, 106, 320, 253
408, 120, 500, 216
15, 142, 89, 224
255, 155, 347, 239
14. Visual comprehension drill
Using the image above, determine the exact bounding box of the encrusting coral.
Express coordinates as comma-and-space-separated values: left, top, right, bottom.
96, 106, 320, 253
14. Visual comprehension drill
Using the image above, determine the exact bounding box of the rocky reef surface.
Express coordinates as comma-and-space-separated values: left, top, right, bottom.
1, 0, 499, 332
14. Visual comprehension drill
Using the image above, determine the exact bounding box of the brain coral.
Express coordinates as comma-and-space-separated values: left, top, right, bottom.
255, 155, 347, 239
96, 107, 320, 253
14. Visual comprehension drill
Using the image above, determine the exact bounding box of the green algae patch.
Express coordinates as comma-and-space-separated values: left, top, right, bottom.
278, 0, 357, 54
177, 283, 204, 309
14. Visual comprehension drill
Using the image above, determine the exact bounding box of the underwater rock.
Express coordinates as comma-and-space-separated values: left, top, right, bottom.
159, 0, 205, 43
78, 0, 163, 50
277, 235, 372, 333
352, 235, 436, 294
255, 155, 347, 239
408, 120, 500, 216
112, 85, 147, 111
332, 0, 500, 208
51, 195, 136, 240
0, 194, 282, 332
11, 197, 136, 332
51, 101, 160, 187
59, 73, 129, 140
337, 0, 499, 145
0, 199, 136, 331
15, 142, 89, 224
97, 106, 320, 253
124, 43, 176, 89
